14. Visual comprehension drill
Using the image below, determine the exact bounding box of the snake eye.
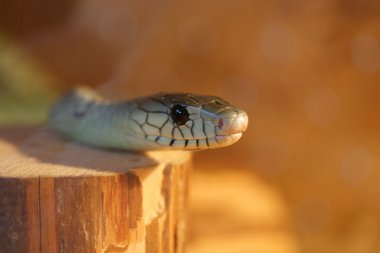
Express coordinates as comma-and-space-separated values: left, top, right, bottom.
170, 104, 189, 125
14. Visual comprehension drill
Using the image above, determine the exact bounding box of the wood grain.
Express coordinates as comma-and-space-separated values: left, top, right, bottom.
0, 127, 191, 253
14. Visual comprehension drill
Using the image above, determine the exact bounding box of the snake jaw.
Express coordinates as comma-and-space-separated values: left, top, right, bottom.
145, 133, 244, 151
214, 132, 243, 148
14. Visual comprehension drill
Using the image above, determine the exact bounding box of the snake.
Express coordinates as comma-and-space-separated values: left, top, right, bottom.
49, 87, 248, 151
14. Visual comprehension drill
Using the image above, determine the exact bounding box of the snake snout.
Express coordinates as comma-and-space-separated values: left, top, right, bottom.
215, 111, 248, 136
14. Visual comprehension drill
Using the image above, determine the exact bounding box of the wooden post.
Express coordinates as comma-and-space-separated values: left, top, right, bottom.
0, 127, 191, 253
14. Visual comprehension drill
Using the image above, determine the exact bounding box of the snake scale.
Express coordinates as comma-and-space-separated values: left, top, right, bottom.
49, 87, 248, 151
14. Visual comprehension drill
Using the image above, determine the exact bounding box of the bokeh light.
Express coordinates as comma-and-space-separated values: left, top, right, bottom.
1, 0, 380, 252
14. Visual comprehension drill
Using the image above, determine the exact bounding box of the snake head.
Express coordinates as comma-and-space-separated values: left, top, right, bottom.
131, 93, 248, 150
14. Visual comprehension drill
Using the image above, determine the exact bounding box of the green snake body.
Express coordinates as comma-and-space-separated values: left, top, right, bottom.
50, 87, 248, 151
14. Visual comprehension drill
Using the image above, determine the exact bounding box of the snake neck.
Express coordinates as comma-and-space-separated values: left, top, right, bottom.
50, 89, 137, 149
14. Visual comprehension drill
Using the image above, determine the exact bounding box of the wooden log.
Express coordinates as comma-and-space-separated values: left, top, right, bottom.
0, 127, 191, 253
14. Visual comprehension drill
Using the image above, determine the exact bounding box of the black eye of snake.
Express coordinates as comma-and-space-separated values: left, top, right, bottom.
170, 104, 189, 126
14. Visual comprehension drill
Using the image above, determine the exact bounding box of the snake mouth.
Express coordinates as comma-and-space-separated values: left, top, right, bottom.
213, 132, 243, 148
148, 132, 243, 150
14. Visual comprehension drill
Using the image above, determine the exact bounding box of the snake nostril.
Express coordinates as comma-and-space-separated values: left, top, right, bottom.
215, 114, 248, 135
217, 118, 224, 129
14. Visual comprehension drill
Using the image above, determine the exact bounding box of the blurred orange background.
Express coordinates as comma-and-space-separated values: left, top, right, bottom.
1, 0, 380, 252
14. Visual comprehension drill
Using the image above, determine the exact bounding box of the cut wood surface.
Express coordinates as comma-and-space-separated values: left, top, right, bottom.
0, 127, 191, 253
